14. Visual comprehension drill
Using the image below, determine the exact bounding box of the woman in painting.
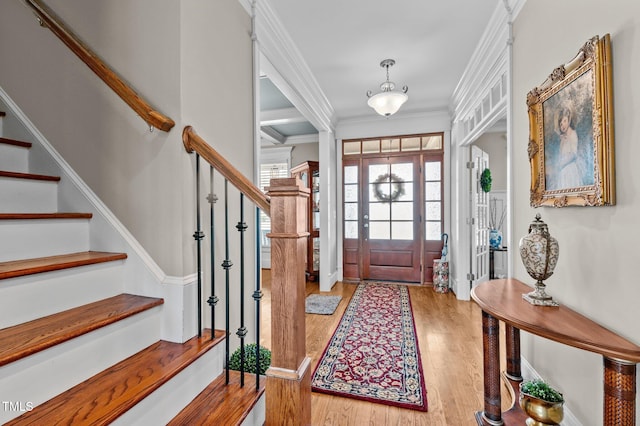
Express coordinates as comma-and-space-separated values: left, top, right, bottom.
555, 103, 582, 189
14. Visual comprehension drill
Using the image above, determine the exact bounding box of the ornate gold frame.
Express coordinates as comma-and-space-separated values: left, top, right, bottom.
527, 34, 615, 207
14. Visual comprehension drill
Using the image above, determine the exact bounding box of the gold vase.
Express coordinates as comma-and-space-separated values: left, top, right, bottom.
519, 393, 564, 426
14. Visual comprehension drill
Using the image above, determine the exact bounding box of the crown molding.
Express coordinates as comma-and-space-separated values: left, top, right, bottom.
450, 0, 526, 117
254, 0, 335, 133
336, 107, 451, 141
451, 4, 509, 116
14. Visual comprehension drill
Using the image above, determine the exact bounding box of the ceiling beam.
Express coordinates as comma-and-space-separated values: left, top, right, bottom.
260, 129, 319, 146
285, 134, 319, 145
261, 126, 286, 144
260, 107, 307, 126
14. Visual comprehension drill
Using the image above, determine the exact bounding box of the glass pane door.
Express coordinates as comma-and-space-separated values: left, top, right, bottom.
362, 156, 420, 282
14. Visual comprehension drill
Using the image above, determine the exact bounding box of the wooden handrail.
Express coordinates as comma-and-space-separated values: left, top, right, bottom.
23, 0, 175, 132
182, 126, 270, 215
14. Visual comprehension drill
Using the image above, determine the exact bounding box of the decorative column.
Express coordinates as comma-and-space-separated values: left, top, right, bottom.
505, 325, 522, 381
603, 358, 636, 426
265, 177, 311, 426
478, 310, 503, 426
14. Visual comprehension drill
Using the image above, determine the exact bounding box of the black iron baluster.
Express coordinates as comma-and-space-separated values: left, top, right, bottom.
207, 166, 219, 340
254, 206, 263, 391
193, 154, 204, 338
236, 194, 248, 387
222, 179, 233, 385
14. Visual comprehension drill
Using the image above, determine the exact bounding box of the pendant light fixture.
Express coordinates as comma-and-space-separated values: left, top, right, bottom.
366, 59, 408, 117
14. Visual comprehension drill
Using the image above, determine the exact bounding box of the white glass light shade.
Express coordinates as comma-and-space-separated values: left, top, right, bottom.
367, 91, 408, 117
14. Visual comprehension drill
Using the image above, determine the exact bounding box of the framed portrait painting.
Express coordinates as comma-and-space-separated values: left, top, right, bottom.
527, 34, 615, 207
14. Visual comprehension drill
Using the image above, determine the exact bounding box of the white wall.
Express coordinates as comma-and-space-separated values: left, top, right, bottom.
291, 142, 319, 167
180, 0, 256, 344
513, 1, 640, 422
0, 1, 184, 274
0, 1, 255, 342
0, 1, 254, 279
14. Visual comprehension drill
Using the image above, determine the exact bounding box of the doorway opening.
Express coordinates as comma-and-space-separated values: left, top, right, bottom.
465, 125, 508, 292
342, 133, 444, 284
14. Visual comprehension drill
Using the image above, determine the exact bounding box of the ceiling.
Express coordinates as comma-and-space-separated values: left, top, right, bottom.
259, 0, 501, 143
259, 77, 319, 145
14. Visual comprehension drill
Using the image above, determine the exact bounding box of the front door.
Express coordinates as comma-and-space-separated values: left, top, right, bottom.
362, 156, 421, 282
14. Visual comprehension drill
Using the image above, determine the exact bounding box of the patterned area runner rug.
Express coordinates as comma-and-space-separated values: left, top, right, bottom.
311, 282, 428, 411
305, 294, 342, 315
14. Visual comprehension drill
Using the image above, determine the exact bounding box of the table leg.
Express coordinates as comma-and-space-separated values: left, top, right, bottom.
480, 310, 503, 425
489, 250, 495, 279
505, 325, 522, 381
603, 357, 636, 426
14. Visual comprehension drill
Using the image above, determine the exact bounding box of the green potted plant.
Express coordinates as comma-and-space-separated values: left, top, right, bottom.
228, 343, 271, 375
519, 379, 564, 425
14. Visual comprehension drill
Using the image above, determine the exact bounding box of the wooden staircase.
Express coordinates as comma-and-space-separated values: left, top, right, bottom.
0, 117, 265, 424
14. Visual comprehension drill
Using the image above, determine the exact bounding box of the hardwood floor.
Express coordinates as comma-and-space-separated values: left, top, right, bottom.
260, 271, 509, 425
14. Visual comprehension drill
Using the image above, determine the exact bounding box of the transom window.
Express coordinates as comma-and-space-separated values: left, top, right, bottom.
343, 134, 442, 156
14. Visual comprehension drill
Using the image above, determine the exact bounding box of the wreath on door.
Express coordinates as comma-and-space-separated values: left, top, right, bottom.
480, 168, 492, 193
373, 173, 405, 203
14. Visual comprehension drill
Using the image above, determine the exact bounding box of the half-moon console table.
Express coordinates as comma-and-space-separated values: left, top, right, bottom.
471, 278, 640, 426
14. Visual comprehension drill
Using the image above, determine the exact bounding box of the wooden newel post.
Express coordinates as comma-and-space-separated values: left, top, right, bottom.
265, 177, 311, 426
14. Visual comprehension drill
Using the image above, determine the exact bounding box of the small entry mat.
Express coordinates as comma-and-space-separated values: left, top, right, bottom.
305, 294, 342, 315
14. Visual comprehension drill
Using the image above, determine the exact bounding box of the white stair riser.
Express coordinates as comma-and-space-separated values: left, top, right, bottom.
0, 306, 163, 424
0, 261, 126, 329
241, 395, 266, 426
113, 340, 225, 426
0, 144, 29, 173
0, 219, 89, 262
0, 178, 58, 213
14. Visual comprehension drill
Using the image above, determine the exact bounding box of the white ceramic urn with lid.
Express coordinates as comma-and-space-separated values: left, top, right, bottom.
519, 213, 560, 306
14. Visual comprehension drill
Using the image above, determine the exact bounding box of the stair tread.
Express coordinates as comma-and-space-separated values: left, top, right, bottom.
0, 212, 93, 220
169, 369, 266, 426
0, 170, 60, 182
0, 251, 127, 280
0, 137, 31, 148
0, 294, 163, 367
6, 329, 224, 426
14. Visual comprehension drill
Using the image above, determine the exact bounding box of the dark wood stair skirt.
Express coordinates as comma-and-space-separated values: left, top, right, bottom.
0, 251, 126, 280
5, 330, 226, 425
